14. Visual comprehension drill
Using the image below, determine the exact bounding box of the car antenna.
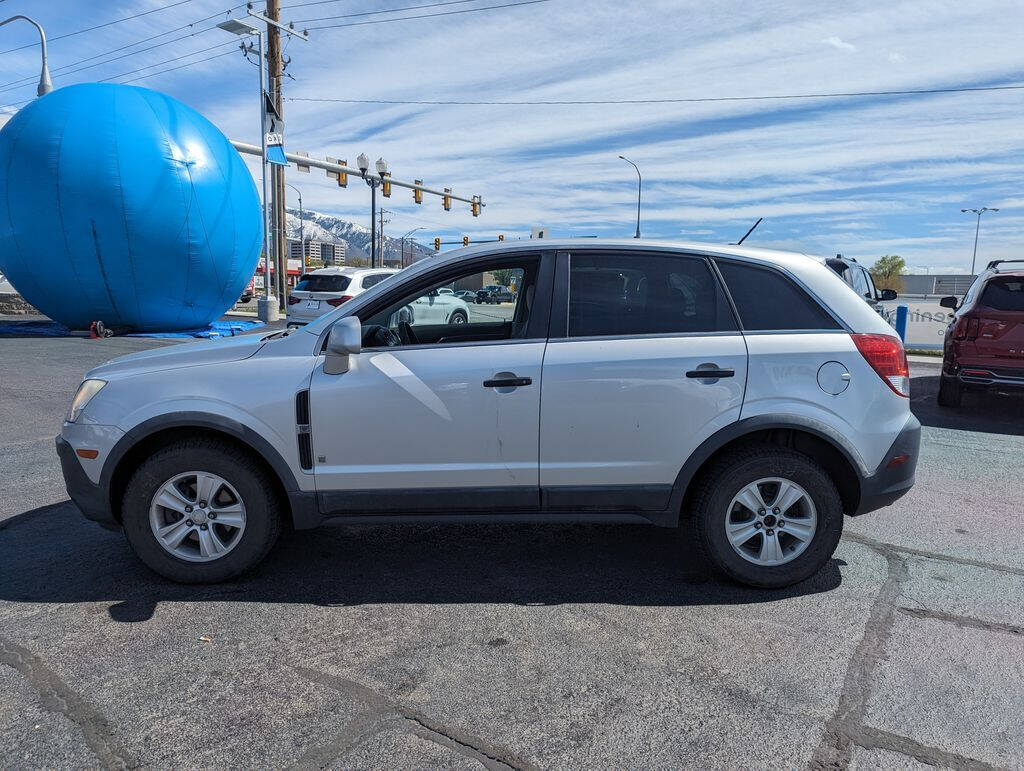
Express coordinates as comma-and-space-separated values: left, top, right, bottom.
734, 218, 763, 245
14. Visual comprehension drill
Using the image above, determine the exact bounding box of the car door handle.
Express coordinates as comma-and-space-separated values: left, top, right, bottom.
686, 367, 735, 379
483, 376, 532, 388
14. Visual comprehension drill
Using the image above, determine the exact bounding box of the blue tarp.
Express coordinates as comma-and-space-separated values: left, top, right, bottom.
0, 319, 264, 338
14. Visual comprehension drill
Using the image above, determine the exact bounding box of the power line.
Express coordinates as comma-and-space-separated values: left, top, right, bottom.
0, 0, 201, 57
97, 40, 240, 84
288, 82, 1024, 106
119, 47, 240, 85
307, 0, 552, 29
294, 0, 483, 24
0, 4, 246, 94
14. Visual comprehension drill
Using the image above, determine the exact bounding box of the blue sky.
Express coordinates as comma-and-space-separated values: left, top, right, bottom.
2, 0, 1023, 272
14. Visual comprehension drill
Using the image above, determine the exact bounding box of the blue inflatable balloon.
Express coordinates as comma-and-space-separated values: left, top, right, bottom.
0, 83, 261, 331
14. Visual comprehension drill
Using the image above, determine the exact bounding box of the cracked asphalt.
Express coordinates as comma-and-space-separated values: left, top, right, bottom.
1, 328, 1023, 769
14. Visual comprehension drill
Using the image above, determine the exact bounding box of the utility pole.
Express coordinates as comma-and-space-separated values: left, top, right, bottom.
379, 208, 391, 267
266, 0, 287, 310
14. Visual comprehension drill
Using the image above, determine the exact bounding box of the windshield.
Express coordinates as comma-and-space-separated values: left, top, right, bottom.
294, 274, 351, 293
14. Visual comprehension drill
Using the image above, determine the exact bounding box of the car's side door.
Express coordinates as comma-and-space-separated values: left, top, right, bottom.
308, 252, 553, 513
538, 249, 747, 511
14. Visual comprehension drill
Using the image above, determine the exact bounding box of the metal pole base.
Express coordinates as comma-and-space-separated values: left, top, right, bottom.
257, 297, 279, 323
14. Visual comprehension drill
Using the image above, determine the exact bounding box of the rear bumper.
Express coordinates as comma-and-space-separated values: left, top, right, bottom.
56, 435, 119, 530
956, 366, 1024, 389
852, 413, 921, 516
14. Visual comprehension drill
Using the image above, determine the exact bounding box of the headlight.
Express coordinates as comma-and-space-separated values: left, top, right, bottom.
67, 379, 106, 423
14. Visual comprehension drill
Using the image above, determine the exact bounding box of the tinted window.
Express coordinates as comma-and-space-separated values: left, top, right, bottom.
979, 278, 1024, 312
850, 267, 870, 298
716, 260, 841, 331
568, 253, 736, 337
360, 273, 390, 289
294, 274, 351, 292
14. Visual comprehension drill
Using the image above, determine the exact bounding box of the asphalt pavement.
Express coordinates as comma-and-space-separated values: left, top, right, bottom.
1, 325, 1022, 768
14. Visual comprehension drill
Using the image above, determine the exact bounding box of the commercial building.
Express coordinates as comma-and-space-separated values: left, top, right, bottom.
287, 239, 346, 266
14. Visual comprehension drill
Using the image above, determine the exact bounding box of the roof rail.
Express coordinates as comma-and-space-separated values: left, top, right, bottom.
986, 259, 1024, 271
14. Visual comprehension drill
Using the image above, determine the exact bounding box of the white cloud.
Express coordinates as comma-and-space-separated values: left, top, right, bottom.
888, 51, 906, 63
823, 35, 857, 52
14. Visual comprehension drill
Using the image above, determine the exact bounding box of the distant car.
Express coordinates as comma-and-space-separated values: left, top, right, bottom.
454, 290, 477, 303
286, 267, 399, 325
238, 278, 254, 304
820, 255, 897, 312
937, 259, 1024, 407
477, 285, 514, 304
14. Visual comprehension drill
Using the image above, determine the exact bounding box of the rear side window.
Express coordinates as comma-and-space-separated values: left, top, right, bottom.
294, 274, 351, 292
568, 252, 737, 337
716, 260, 841, 331
361, 273, 390, 289
979, 278, 1024, 312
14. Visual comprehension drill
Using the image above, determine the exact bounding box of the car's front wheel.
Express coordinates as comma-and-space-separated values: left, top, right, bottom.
121, 438, 282, 583
690, 446, 843, 588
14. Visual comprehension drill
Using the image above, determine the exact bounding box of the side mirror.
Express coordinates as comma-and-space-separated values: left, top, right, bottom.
939, 296, 959, 310
324, 316, 362, 375
427, 288, 439, 297
879, 288, 898, 301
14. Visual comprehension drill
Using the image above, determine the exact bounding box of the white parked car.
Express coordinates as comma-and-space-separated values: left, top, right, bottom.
286, 267, 399, 325
58, 240, 919, 588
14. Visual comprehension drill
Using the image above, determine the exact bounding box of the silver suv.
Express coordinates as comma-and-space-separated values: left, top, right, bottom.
57, 241, 919, 588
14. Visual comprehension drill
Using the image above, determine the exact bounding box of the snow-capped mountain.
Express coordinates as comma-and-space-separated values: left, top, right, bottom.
284, 208, 434, 265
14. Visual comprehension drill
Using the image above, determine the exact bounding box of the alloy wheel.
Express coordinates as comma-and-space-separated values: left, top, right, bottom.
724, 477, 817, 566
149, 471, 247, 563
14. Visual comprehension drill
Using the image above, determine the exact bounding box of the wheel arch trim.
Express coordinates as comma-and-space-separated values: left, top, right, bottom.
667, 414, 867, 524
102, 412, 301, 518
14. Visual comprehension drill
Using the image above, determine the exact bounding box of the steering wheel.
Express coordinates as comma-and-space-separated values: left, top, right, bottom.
363, 325, 401, 347
398, 321, 419, 346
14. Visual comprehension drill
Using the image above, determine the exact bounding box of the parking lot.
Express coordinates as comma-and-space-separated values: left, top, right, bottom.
1, 324, 1022, 768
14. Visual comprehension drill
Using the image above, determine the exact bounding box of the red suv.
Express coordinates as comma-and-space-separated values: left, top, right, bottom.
938, 260, 1024, 407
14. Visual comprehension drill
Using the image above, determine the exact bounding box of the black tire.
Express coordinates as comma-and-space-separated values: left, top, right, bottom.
449, 310, 468, 325
121, 438, 282, 583
937, 375, 962, 407
690, 445, 844, 589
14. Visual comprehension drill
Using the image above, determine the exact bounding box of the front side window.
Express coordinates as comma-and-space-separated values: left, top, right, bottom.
360, 261, 534, 347
567, 252, 736, 338
716, 260, 841, 331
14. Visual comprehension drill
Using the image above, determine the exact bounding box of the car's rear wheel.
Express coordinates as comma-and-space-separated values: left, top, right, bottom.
937, 375, 962, 407
449, 310, 468, 324
690, 446, 843, 588
121, 438, 282, 583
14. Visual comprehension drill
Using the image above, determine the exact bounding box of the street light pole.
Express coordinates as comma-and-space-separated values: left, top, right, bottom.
286, 182, 305, 271
619, 155, 642, 239
357, 154, 388, 268
0, 15, 52, 96
961, 207, 999, 275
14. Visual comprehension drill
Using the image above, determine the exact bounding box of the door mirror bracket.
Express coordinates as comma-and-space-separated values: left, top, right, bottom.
324, 317, 362, 375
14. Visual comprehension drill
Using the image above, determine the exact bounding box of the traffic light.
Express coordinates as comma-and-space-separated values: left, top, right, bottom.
434, 237, 441, 251
463, 235, 469, 247
338, 158, 347, 187
413, 180, 423, 205
471, 196, 481, 217
498, 234, 504, 241
381, 171, 391, 198
443, 188, 452, 212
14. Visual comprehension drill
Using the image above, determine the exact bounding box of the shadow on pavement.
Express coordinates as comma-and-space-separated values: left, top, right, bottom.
0, 502, 843, 622
911, 373, 1024, 435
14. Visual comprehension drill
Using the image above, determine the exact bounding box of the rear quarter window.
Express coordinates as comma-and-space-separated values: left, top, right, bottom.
979, 277, 1024, 312
716, 260, 841, 331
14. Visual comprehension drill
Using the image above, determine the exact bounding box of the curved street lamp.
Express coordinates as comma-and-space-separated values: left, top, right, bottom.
961, 207, 999, 275
618, 155, 642, 239
0, 15, 52, 97
399, 226, 424, 267
285, 183, 305, 270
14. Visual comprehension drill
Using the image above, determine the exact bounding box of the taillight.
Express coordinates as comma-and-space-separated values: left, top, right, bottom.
953, 316, 980, 341
852, 333, 910, 397
287, 295, 300, 305
326, 295, 354, 307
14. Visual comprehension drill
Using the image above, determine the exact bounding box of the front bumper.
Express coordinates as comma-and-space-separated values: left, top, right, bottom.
852, 413, 921, 516
56, 435, 119, 530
